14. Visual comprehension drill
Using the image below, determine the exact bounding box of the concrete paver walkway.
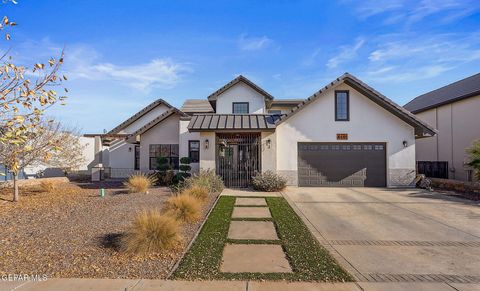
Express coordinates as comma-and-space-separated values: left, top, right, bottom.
228, 220, 278, 240
231, 206, 271, 218
220, 196, 291, 273
235, 197, 267, 206
221, 244, 292, 273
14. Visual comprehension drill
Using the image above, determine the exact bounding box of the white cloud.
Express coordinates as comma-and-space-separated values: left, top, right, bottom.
238, 34, 272, 51
64, 46, 191, 91
361, 32, 480, 83
327, 38, 365, 68
365, 65, 452, 82
343, 0, 480, 24
12, 39, 192, 92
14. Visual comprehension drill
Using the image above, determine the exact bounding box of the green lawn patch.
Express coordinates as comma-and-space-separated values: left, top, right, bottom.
171, 196, 352, 282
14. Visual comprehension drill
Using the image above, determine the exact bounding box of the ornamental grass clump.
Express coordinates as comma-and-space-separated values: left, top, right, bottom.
182, 185, 209, 202
184, 170, 224, 194
164, 194, 202, 223
252, 170, 287, 192
124, 173, 157, 194
121, 210, 181, 254
39, 180, 56, 193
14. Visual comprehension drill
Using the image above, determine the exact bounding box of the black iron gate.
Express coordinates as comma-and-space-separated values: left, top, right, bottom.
417, 161, 449, 179
216, 133, 261, 188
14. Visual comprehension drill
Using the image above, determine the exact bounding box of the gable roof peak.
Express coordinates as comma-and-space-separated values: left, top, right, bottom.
276, 73, 436, 138
107, 98, 174, 134
207, 75, 275, 101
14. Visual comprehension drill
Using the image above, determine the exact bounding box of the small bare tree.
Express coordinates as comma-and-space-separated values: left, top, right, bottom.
47, 127, 87, 173
0, 1, 67, 201
0, 119, 84, 200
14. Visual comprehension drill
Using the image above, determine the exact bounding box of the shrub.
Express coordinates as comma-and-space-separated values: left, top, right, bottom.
121, 210, 181, 254
182, 185, 209, 202
164, 194, 201, 223
176, 157, 191, 182
467, 139, 480, 180
252, 171, 287, 192
157, 170, 175, 186
156, 157, 171, 172
184, 169, 224, 194
124, 174, 157, 193
40, 180, 56, 192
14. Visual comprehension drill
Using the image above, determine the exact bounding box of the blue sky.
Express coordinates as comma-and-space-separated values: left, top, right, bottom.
5, 0, 480, 133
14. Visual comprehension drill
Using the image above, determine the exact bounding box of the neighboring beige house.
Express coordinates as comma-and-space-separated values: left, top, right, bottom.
404, 73, 480, 182
87, 73, 435, 188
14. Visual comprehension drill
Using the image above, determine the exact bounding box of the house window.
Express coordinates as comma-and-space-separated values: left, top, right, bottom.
268, 110, 282, 115
134, 145, 140, 170
232, 102, 249, 114
189, 140, 200, 163
149, 144, 179, 170
335, 90, 349, 121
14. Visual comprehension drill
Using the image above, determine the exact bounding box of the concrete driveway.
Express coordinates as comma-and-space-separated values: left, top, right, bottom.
284, 187, 480, 286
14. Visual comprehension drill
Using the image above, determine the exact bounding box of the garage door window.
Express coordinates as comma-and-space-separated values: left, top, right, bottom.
335, 91, 349, 121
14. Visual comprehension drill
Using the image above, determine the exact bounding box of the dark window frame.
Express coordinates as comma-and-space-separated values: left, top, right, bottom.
149, 144, 179, 170
335, 90, 350, 121
188, 140, 200, 163
232, 102, 249, 114
134, 145, 140, 170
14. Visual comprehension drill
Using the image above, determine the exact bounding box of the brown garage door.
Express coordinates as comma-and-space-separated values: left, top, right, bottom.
298, 142, 386, 187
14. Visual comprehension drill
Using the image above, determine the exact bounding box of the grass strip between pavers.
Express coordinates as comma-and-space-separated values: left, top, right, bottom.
230, 217, 273, 221
234, 204, 268, 207
226, 239, 281, 245
171, 196, 353, 282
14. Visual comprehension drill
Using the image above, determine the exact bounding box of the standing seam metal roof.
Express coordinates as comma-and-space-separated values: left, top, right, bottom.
187, 114, 281, 131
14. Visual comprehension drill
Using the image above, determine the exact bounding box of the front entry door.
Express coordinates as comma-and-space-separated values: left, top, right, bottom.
216, 133, 261, 188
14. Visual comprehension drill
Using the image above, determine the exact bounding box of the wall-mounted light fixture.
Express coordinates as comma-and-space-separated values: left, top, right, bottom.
204, 139, 209, 149
403, 140, 408, 148
128, 147, 132, 152
266, 139, 271, 149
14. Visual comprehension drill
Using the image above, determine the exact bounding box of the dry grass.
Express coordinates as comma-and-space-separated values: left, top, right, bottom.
121, 210, 182, 255
124, 174, 157, 194
39, 180, 57, 193
164, 194, 202, 223
182, 185, 209, 202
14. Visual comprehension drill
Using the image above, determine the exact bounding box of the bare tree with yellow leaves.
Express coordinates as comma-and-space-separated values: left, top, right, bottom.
0, 1, 67, 201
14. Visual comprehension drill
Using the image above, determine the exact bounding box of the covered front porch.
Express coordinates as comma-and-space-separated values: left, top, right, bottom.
187, 114, 279, 188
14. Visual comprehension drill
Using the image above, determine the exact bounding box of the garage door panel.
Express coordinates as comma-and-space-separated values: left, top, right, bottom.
298, 142, 386, 187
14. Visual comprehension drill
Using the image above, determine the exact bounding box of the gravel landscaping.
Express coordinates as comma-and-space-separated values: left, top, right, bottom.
0, 181, 218, 279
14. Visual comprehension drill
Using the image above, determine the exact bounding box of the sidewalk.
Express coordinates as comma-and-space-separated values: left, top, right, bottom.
1, 278, 479, 291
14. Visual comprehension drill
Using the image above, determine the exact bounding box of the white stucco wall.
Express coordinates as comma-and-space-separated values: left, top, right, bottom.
276, 83, 416, 187
139, 115, 180, 172
199, 132, 216, 171
79, 137, 95, 171
118, 104, 170, 134
415, 95, 480, 181
215, 82, 266, 114
261, 131, 276, 172
179, 120, 200, 173
108, 140, 135, 170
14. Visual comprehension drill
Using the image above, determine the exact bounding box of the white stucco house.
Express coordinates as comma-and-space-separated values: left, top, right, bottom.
404, 73, 480, 182
86, 73, 436, 188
